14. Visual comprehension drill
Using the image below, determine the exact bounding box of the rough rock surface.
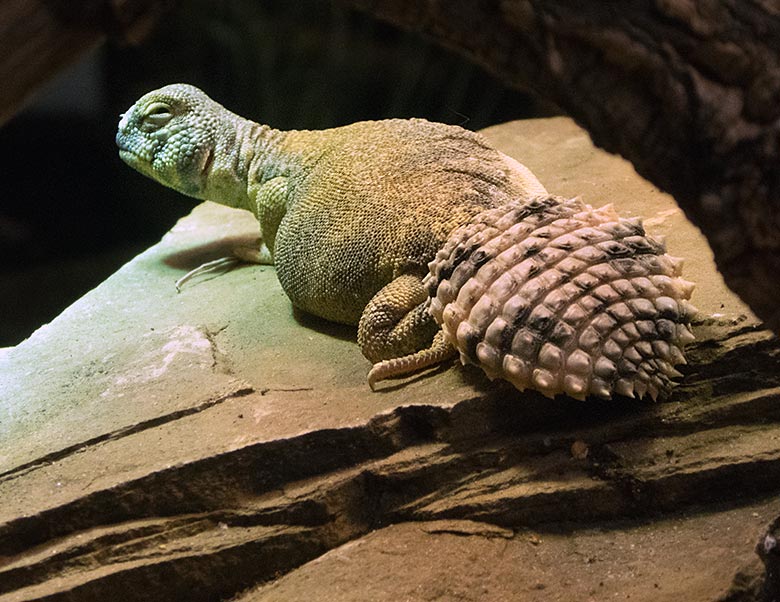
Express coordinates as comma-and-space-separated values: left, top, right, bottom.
0, 117, 778, 602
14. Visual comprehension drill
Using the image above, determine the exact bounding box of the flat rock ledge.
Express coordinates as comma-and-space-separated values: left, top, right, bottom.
1, 117, 779, 602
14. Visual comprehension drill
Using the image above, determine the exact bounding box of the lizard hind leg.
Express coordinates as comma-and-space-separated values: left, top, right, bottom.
358, 273, 456, 388
368, 330, 456, 390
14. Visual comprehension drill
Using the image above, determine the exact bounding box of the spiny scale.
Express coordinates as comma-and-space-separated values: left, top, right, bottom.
424, 196, 696, 400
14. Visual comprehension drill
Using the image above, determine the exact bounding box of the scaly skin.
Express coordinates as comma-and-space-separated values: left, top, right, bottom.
116, 83, 547, 377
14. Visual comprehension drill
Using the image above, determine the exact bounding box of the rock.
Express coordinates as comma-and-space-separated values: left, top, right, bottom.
240, 507, 777, 602
0, 117, 777, 602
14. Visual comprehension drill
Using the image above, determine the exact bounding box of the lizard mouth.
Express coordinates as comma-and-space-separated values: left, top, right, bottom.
118, 149, 145, 170
118, 148, 157, 181
116, 129, 145, 165
199, 147, 215, 191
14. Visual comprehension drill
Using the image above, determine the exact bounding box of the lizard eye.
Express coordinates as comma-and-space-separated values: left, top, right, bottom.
140, 102, 173, 131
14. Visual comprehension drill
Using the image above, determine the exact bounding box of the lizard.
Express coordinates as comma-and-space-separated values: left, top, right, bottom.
117, 84, 694, 399
116, 83, 549, 386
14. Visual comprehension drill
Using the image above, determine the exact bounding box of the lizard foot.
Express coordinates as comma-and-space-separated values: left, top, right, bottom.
175, 242, 273, 292
367, 331, 456, 390
175, 256, 242, 292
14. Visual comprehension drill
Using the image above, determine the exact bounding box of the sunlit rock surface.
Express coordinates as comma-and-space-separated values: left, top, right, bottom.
0, 117, 777, 602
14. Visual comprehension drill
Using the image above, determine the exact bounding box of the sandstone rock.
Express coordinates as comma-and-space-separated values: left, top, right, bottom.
0, 117, 777, 602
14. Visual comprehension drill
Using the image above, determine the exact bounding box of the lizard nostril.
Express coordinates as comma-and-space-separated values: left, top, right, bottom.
117, 112, 131, 132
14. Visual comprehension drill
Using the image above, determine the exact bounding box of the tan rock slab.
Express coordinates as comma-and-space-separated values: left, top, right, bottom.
0, 117, 775, 602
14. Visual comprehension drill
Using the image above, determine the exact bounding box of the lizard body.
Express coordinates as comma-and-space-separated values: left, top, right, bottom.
117, 84, 694, 399
117, 84, 546, 365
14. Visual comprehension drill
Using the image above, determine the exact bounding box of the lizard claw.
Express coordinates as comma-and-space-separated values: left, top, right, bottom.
175, 256, 243, 292
175, 241, 274, 291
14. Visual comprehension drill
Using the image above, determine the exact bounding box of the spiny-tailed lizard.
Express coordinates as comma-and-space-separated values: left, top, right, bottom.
117, 84, 694, 399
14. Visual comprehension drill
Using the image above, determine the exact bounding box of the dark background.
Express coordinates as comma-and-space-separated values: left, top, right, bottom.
0, 0, 550, 346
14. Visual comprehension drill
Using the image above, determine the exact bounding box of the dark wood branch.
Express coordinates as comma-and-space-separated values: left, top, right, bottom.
0, 0, 170, 126
339, 0, 780, 332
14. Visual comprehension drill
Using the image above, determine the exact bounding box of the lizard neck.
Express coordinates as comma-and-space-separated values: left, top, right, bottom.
246, 128, 328, 200
200, 115, 284, 211
203, 115, 325, 215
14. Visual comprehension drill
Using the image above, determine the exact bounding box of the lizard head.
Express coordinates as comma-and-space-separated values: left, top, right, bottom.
116, 83, 227, 199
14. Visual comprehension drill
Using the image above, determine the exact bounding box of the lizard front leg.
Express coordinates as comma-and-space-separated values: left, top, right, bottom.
175, 177, 285, 291
174, 237, 272, 292
228, 176, 290, 266
359, 274, 456, 388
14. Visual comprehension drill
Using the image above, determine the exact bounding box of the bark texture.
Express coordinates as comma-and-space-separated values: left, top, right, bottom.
339, 0, 780, 333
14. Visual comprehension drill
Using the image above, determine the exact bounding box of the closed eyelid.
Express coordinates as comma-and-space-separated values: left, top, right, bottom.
143, 102, 173, 117
138, 102, 175, 131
